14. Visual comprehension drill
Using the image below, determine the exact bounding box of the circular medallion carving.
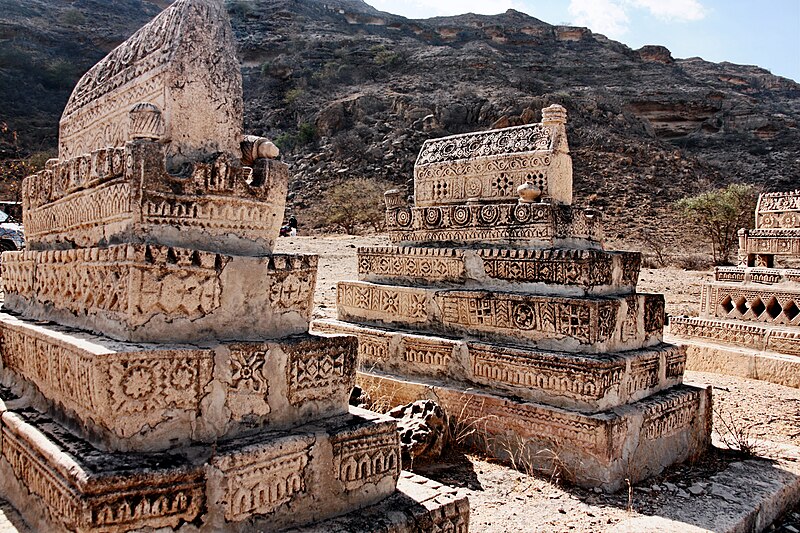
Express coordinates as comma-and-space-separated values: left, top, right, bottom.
479, 204, 500, 225
451, 205, 471, 226
512, 304, 535, 329
513, 204, 531, 223
395, 207, 413, 228
424, 207, 442, 227
465, 177, 483, 198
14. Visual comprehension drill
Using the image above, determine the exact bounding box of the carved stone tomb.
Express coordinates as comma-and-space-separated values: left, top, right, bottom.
0, 1, 468, 531
315, 105, 712, 491
671, 189, 800, 387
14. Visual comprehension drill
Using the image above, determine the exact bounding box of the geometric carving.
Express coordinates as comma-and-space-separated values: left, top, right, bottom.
58, 0, 242, 165
2, 246, 317, 343
337, 283, 428, 323
212, 436, 311, 521
23, 142, 288, 255
386, 201, 603, 248
641, 388, 702, 440
700, 283, 800, 326
331, 423, 400, 491
358, 246, 465, 282
286, 336, 357, 405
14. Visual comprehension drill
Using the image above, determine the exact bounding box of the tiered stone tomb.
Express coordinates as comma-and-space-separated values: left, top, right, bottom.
671, 190, 800, 387
0, 1, 468, 531
315, 105, 711, 491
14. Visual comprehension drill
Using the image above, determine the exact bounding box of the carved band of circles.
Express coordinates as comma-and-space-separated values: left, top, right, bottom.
451, 205, 471, 226
512, 303, 536, 330
513, 204, 531, 223
395, 207, 413, 228
424, 208, 442, 227
479, 205, 500, 225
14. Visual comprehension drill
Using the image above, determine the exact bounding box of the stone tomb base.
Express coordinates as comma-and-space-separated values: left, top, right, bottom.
670, 316, 800, 388
0, 385, 468, 532
356, 370, 710, 492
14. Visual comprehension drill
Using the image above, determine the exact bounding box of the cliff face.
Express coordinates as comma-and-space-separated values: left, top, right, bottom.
2, 0, 798, 244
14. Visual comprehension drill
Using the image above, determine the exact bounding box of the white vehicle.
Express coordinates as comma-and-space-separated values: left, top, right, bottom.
0, 202, 24, 251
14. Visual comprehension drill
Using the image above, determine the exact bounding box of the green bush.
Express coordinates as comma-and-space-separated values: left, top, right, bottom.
676, 183, 758, 265
312, 178, 389, 234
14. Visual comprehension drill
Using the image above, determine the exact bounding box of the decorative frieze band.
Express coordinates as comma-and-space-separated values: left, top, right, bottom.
670, 315, 800, 356
699, 282, 800, 327
336, 281, 663, 352
755, 189, 800, 229
2, 245, 317, 343
356, 246, 640, 294
385, 202, 603, 247
330, 422, 401, 492
715, 266, 800, 285
313, 318, 683, 413
24, 141, 288, 254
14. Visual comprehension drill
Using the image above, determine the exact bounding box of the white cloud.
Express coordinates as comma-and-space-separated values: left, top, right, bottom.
567, 0, 707, 37
369, 0, 523, 18
567, 0, 630, 38
626, 0, 707, 21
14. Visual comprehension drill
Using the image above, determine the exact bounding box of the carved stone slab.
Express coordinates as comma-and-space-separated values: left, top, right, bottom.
357, 246, 640, 295
755, 189, 800, 230
357, 372, 711, 492
336, 281, 665, 353
698, 282, 800, 327
414, 105, 572, 206
671, 316, 800, 356
23, 141, 288, 254
58, 0, 242, 167
295, 471, 469, 533
0, 387, 424, 533
315, 319, 685, 413
716, 266, 800, 285
385, 201, 603, 248
0, 313, 357, 451
2, 245, 316, 343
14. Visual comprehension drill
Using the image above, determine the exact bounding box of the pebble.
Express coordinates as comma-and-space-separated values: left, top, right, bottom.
785, 526, 799, 533
663, 482, 678, 492
677, 489, 690, 498
688, 484, 704, 496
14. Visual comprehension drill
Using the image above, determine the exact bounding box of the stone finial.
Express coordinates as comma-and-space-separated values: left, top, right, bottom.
384, 189, 405, 209
517, 182, 542, 203
129, 103, 165, 141
541, 104, 567, 126
241, 135, 280, 166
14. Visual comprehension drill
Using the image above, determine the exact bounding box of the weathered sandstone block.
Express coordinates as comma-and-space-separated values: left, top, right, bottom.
58, 0, 242, 167
2, 245, 315, 343
0, 384, 425, 533
0, 313, 358, 451
671, 316, 800, 356
336, 281, 665, 353
23, 140, 288, 254
414, 105, 572, 206
315, 320, 684, 413
697, 282, 800, 326
357, 373, 711, 492
357, 246, 640, 295
385, 200, 603, 248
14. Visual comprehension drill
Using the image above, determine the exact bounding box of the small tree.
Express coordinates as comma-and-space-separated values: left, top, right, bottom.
314, 178, 388, 234
676, 184, 758, 265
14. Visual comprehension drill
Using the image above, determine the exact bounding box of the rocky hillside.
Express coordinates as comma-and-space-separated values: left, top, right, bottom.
1, 0, 799, 247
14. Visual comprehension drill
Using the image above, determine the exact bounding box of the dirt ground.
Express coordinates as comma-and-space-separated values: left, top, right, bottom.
0, 234, 796, 532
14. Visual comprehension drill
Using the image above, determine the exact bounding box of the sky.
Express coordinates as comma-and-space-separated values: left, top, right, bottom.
367, 0, 800, 82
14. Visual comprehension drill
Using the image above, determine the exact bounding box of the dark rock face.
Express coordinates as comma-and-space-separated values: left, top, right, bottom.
388, 400, 447, 464
2, 0, 799, 244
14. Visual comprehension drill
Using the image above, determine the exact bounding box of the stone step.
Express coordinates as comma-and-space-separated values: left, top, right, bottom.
670, 316, 800, 356
385, 201, 603, 248
0, 312, 356, 452
356, 371, 711, 492
698, 281, 800, 327
314, 319, 685, 413
336, 281, 665, 353
1, 245, 316, 343
0, 384, 423, 532
356, 246, 640, 296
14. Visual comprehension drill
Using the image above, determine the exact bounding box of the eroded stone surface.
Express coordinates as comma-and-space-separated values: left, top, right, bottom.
2, 245, 316, 343
58, 0, 242, 167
